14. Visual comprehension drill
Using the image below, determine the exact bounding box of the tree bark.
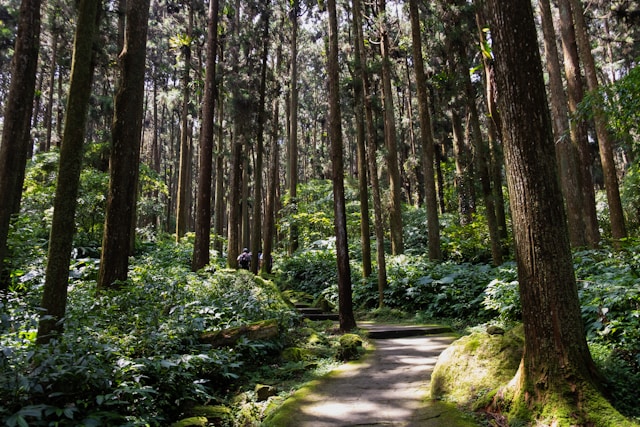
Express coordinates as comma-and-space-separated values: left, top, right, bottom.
486, 0, 619, 422
457, 40, 502, 265
261, 40, 282, 276
251, 6, 270, 274
378, 0, 403, 255
175, 2, 194, 241
99, 0, 151, 289
288, 0, 300, 255
213, 47, 226, 255
327, 0, 356, 332
0, 0, 41, 289
408, 0, 441, 261
351, 2, 372, 278
226, 0, 243, 268
538, 0, 590, 249
37, 0, 100, 343
569, 0, 627, 243
450, 110, 475, 225
353, 0, 387, 307
556, 0, 600, 247
474, 6, 509, 244
192, 0, 220, 271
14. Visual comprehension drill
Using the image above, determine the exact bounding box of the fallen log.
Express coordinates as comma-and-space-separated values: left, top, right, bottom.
199, 319, 279, 348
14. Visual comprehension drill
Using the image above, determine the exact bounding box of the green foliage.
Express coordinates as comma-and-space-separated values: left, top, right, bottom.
483, 243, 640, 418
16, 150, 108, 248
482, 263, 520, 322
574, 243, 640, 357
279, 179, 364, 251
440, 212, 497, 263
354, 255, 507, 323
621, 162, 640, 234
590, 342, 640, 418
0, 238, 297, 426
276, 245, 339, 302
578, 64, 640, 155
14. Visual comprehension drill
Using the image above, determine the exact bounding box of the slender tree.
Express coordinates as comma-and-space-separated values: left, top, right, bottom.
192, 0, 220, 271
353, 0, 387, 307
486, 0, 628, 423
287, 0, 300, 255
175, 1, 194, 241
556, 0, 600, 247
538, 0, 591, 249
226, 0, 243, 268
0, 0, 41, 289
98, 0, 152, 289
408, 0, 441, 261
261, 40, 283, 276
327, 0, 356, 332
377, 0, 403, 255
457, 39, 502, 265
37, 0, 100, 343
251, 5, 270, 274
350, 0, 372, 278
570, 0, 627, 243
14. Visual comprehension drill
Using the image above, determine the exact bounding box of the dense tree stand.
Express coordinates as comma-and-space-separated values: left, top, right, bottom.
486, 0, 632, 425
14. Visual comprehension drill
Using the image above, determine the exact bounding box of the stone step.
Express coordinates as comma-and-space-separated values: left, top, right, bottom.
300, 313, 340, 321
296, 307, 324, 315
362, 325, 452, 339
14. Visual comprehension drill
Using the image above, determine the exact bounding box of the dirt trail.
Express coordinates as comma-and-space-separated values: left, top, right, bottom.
265, 324, 478, 426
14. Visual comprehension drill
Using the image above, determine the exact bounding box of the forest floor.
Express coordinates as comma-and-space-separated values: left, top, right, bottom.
264, 323, 480, 426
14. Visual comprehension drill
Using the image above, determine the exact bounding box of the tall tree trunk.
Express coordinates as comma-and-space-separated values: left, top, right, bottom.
226, 0, 242, 268
408, 0, 441, 261
450, 110, 475, 224
192, 0, 220, 271
213, 60, 226, 255
353, 0, 387, 307
151, 77, 161, 230
251, 7, 270, 274
288, 0, 300, 255
351, 2, 372, 278
98, 0, 151, 289
458, 41, 502, 265
261, 41, 282, 276
378, 0, 403, 255
0, 0, 41, 289
36, 0, 100, 344
43, 27, 58, 152
538, 0, 589, 248
327, 0, 356, 332
175, 2, 194, 241
486, 1, 623, 422
556, 0, 600, 247
475, 5, 508, 244
569, 0, 627, 243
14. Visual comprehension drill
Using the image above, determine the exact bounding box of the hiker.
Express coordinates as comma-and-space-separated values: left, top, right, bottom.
237, 248, 251, 269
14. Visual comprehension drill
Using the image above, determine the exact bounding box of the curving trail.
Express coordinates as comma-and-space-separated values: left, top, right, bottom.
268, 324, 475, 427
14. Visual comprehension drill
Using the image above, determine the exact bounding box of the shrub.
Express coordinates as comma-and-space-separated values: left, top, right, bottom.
0, 238, 298, 426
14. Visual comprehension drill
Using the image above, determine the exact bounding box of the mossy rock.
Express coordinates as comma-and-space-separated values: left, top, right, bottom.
430, 324, 524, 407
336, 333, 364, 361
307, 332, 327, 346
282, 346, 311, 362
255, 383, 277, 401
313, 294, 333, 312
170, 416, 208, 427
188, 405, 232, 420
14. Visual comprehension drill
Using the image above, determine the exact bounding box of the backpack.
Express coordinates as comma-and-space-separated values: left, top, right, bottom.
239, 252, 250, 269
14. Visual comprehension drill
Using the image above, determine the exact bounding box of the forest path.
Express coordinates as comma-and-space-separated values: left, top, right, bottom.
266, 323, 478, 426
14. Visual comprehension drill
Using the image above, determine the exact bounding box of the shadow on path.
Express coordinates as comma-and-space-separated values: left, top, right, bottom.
266, 325, 475, 426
